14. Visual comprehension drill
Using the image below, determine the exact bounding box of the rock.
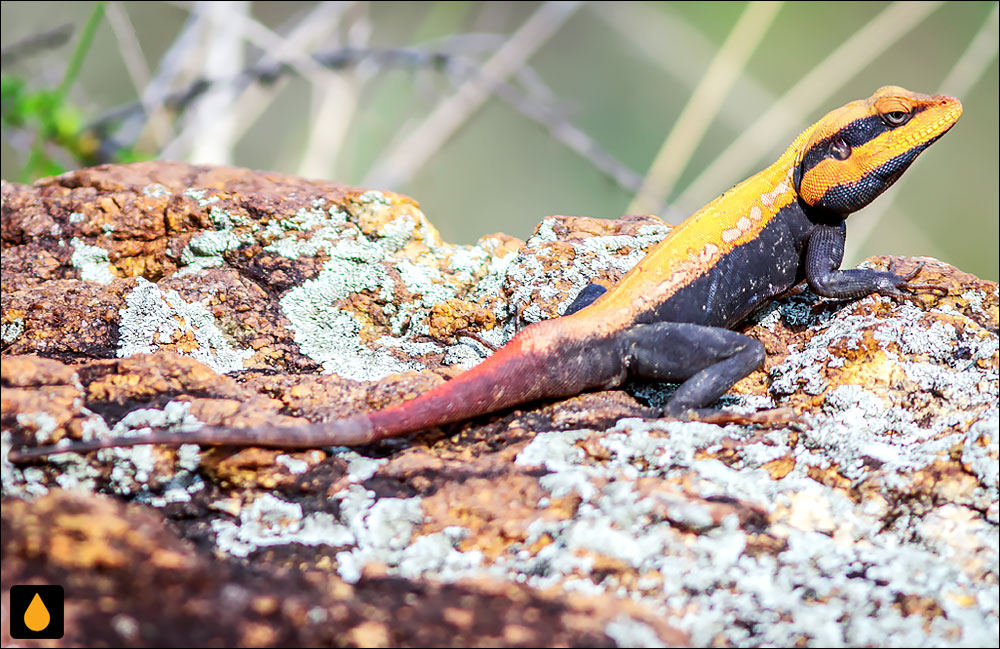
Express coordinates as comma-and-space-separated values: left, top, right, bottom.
1, 489, 682, 647
2, 161, 997, 647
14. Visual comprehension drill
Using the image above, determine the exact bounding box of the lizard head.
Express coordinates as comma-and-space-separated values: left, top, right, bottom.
793, 86, 962, 215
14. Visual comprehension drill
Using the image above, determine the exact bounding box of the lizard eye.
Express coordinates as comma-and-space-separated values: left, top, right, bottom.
882, 110, 911, 127
830, 137, 851, 161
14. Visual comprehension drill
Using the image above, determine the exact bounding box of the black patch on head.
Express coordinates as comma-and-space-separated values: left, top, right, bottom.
799, 115, 887, 177
797, 104, 930, 180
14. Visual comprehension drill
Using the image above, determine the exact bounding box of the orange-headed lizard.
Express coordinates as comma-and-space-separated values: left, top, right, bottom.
10, 86, 962, 461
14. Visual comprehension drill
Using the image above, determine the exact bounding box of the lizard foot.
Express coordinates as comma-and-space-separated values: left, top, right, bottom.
885, 259, 950, 304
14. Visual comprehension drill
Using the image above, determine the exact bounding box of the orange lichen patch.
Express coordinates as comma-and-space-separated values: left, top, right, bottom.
418, 468, 561, 559
587, 551, 633, 578
528, 533, 556, 555
895, 594, 947, 626
695, 444, 733, 464
240, 621, 279, 648
5, 491, 197, 573
201, 448, 325, 489
353, 191, 421, 228
2, 384, 86, 445
729, 365, 773, 397
576, 434, 614, 462
807, 465, 854, 493
375, 448, 580, 559
427, 298, 497, 339
49, 513, 130, 568
0, 359, 119, 448
345, 620, 391, 648
763, 455, 796, 480
82, 352, 250, 403
544, 496, 583, 520
1, 354, 79, 386
945, 591, 979, 608
442, 606, 475, 629
905, 460, 982, 503
149, 547, 191, 571
827, 347, 909, 391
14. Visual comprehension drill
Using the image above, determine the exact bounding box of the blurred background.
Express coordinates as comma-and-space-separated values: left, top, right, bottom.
2, 1, 997, 280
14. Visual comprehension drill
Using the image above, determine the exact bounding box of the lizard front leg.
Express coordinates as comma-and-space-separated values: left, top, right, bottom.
620, 322, 765, 416
805, 222, 945, 302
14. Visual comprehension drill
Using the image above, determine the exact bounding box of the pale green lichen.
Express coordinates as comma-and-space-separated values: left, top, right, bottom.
142, 183, 170, 198
511, 415, 998, 646
177, 200, 253, 272
208, 205, 249, 229
99, 402, 204, 496
272, 202, 487, 379
211, 492, 354, 558
374, 213, 418, 253
330, 485, 482, 584
447, 245, 491, 284
506, 217, 669, 321
357, 190, 391, 206
15, 412, 60, 440
179, 230, 246, 274
396, 259, 455, 308
262, 205, 349, 259
2, 317, 24, 344
280, 292, 417, 381
270, 207, 419, 380
183, 188, 220, 207
70, 238, 116, 284
275, 454, 310, 475
116, 278, 253, 374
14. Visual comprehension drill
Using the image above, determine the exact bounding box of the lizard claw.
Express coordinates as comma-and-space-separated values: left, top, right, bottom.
884, 260, 949, 303
455, 330, 499, 353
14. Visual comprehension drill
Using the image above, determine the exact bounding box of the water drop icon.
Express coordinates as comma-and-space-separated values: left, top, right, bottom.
24, 592, 51, 632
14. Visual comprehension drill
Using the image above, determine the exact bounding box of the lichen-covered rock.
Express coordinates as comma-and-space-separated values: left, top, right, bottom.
2, 162, 997, 647
2, 161, 527, 379
1, 489, 683, 647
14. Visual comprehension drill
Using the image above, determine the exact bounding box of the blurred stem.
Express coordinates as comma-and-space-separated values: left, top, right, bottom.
22, 0, 105, 181
627, 1, 782, 217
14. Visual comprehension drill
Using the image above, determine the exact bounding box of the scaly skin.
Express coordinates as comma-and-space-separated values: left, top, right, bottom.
10, 87, 962, 461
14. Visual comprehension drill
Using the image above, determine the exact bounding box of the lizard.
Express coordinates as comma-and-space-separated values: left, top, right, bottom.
10, 86, 962, 462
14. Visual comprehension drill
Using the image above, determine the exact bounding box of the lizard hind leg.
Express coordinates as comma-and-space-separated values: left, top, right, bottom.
621, 322, 765, 416
562, 283, 608, 316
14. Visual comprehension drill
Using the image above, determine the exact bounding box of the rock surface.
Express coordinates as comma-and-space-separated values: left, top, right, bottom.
2, 162, 997, 647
